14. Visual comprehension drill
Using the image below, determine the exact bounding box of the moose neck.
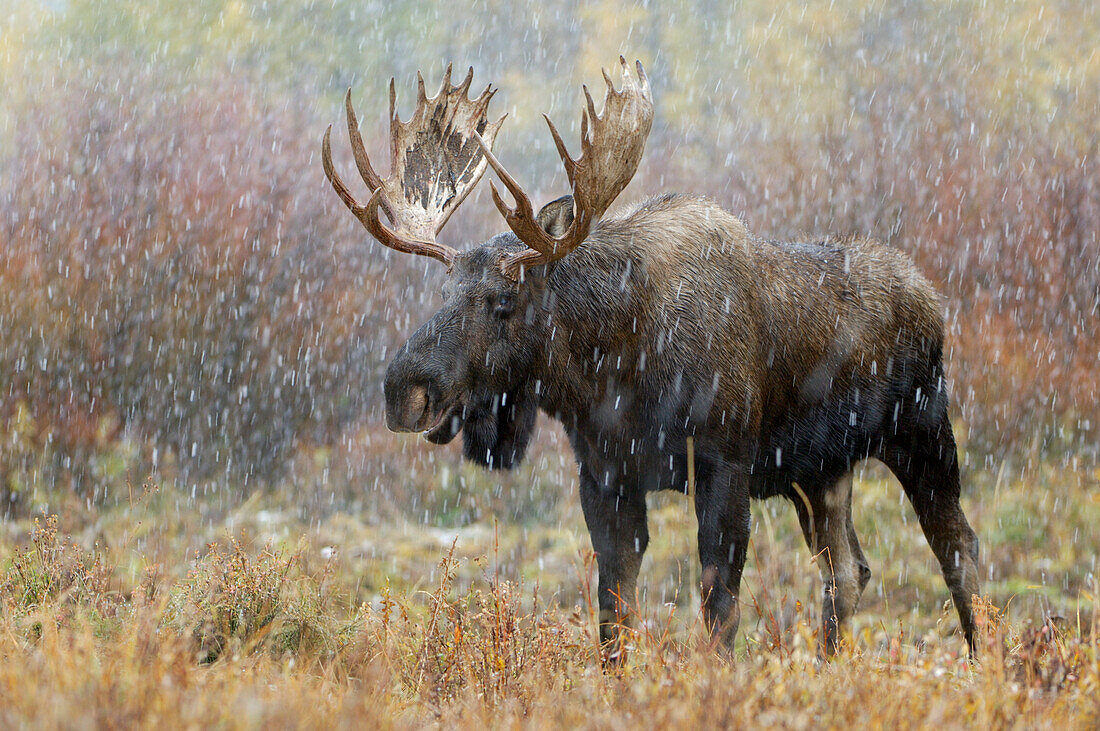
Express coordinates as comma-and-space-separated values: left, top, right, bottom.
529, 241, 647, 427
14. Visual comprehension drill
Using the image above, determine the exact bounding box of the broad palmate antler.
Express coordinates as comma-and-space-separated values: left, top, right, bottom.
322, 66, 505, 268
476, 57, 654, 278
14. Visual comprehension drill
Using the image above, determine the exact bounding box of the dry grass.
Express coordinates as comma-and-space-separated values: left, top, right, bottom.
2, 458, 1100, 729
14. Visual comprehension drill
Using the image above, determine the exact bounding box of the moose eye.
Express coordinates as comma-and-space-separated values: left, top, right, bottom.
492, 293, 514, 318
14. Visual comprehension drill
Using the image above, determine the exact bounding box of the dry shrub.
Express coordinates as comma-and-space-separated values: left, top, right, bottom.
161, 537, 343, 664
1, 514, 1100, 727
0, 514, 117, 622
0, 62, 414, 509
974, 595, 1093, 694
362, 540, 590, 712
0, 603, 394, 730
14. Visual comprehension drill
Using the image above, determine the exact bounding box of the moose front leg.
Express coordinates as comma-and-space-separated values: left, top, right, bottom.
695, 464, 751, 651
579, 464, 648, 665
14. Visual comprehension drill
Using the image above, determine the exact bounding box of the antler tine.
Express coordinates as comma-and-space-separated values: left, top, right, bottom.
321, 125, 360, 214
388, 78, 398, 124
601, 67, 616, 95
415, 70, 427, 106
634, 59, 650, 94
436, 63, 453, 99
543, 114, 577, 188
457, 66, 475, 98
344, 90, 391, 221
474, 84, 495, 115
582, 85, 599, 133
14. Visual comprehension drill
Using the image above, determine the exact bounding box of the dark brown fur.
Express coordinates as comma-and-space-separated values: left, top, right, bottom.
384, 193, 980, 659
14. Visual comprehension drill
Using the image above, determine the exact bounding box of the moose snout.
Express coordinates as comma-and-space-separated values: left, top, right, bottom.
384, 379, 430, 433
383, 348, 456, 433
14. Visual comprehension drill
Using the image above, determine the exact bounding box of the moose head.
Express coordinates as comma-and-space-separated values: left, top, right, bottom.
322, 59, 652, 470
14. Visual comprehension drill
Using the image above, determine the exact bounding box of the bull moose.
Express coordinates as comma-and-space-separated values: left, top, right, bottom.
321, 58, 981, 659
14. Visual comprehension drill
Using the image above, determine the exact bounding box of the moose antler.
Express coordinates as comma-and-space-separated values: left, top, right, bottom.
475, 57, 654, 279
322, 65, 505, 268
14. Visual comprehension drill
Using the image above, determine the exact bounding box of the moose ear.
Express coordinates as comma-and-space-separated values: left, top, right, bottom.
535, 195, 575, 238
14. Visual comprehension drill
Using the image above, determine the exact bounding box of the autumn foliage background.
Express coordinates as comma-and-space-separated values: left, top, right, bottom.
2, 1, 1097, 508
1, 0, 1100, 726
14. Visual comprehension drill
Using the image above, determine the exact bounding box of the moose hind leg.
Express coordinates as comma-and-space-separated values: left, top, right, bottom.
848, 505, 872, 597
579, 463, 648, 665
695, 464, 751, 651
793, 472, 863, 657
883, 416, 981, 654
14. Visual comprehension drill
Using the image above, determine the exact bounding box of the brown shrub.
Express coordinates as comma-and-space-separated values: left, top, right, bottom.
0, 514, 117, 623
161, 537, 342, 663
0, 66, 418, 506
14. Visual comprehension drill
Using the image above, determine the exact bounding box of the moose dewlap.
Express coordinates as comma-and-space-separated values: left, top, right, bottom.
322, 58, 980, 661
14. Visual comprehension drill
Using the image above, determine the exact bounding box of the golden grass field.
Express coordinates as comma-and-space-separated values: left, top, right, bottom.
2, 427, 1099, 729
